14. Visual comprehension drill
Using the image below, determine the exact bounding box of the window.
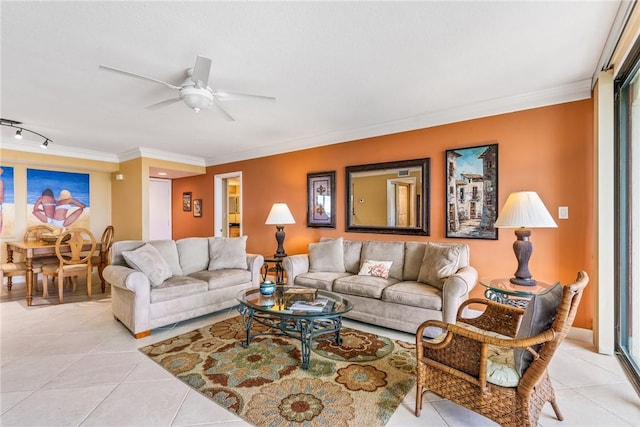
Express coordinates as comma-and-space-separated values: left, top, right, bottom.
615, 45, 640, 395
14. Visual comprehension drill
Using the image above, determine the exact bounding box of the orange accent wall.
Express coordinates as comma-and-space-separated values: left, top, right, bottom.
173, 99, 594, 329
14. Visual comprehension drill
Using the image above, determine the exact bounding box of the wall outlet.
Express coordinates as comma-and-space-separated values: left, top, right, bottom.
559, 206, 569, 219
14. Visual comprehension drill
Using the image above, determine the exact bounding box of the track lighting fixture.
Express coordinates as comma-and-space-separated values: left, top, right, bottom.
1, 118, 52, 147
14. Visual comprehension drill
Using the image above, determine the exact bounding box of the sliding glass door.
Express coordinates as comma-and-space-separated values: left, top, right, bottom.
615, 46, 640, 395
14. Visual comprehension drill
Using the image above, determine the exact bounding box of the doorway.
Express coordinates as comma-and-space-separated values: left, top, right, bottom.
148, 178, 172, 240
214, 172, 242, 237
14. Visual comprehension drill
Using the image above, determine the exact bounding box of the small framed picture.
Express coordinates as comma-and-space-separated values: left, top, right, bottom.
193, 199, 202, 217
183, 192, 192, 212
307, 171, 336, 228
445, 143, 499, 240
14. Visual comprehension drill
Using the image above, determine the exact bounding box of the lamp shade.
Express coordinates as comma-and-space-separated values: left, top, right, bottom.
265, 203, 296, 225
494, 191, 557, 228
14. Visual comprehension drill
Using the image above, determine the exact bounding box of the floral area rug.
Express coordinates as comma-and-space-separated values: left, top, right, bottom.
140, 316, 416, 426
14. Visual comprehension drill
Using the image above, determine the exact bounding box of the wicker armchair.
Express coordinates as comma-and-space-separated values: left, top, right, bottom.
415, 271, 589, 427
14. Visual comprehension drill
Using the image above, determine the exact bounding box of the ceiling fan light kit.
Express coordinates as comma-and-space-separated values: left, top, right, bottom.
180, 87, 213, 113
99, 55, 275, 120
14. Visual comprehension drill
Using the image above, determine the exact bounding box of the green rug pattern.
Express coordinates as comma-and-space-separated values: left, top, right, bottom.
140, 316, 416, 426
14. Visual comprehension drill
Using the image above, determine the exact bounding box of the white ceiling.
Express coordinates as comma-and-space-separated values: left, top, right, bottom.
0, 1, 627, 167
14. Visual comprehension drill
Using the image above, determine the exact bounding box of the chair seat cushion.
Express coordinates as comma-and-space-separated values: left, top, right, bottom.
426, 322, 520, 387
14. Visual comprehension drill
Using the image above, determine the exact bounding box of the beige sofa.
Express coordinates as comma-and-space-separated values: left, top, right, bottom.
104, 236, 263, 338
283, 237, 477, 335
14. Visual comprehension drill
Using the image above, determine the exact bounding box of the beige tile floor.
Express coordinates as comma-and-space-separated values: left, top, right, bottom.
1, 276, 639, 426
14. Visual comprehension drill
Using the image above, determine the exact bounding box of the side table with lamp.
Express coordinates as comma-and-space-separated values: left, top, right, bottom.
263, 202, 295, 285
488, 191, 558, 307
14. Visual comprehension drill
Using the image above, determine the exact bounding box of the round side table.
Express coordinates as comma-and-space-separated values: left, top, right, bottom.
479, 277, 554, 308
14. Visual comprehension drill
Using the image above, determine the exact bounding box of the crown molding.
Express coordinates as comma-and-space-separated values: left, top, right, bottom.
205, 79, 592, 165
117, 146, 206, 166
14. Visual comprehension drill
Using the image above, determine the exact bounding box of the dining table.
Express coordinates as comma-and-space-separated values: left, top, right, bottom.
5, 239, 104, 306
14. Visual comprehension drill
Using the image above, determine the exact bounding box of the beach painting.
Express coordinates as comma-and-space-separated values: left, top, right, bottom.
26, 169, 90, 229
1, 166, 15, 237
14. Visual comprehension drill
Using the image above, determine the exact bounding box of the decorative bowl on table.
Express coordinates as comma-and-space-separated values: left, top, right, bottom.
259, 281, 276, 296
41, 232, 71, 244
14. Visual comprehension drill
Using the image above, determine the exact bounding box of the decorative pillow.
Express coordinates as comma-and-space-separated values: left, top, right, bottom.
514, 283, 563, 376
358, 260, 393, 279
208, 236, 247, 270
122, 243, 172, 287
417, 243, 462, 290
309, 238, 345, 272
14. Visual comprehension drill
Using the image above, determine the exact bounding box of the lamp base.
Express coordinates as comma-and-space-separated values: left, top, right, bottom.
509, 277, 537, 286
274, 225, 287, 258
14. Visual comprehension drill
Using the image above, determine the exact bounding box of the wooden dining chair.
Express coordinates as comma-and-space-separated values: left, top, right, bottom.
89, 225, 114, 292
1, 224, 58, 291
41, 228, 96, 303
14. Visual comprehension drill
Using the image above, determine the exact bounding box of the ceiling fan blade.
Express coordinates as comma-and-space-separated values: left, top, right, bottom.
191, 56, 212, 89
99, 65, 182, 90
209, 98, 235, 121
213, 89, 276, 102
146, 97, 183, 111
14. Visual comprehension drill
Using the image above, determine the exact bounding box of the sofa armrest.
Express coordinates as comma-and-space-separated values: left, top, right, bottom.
441, 265, 478, 324
246, 253, 265, 286
103, 265, 151, 298
282, 255, 310, 286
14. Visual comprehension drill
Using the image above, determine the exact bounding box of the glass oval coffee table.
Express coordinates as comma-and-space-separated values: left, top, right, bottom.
237, 286, 353, 369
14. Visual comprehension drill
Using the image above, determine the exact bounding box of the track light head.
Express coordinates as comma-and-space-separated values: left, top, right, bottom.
41, 139, 49, 149
15, 129, 23, 140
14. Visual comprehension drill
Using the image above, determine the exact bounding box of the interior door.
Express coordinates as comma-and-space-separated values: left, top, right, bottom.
149, 178, 172, 240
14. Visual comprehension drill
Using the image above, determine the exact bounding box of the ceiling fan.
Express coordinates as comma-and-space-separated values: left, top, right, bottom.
99, 55, 275, 121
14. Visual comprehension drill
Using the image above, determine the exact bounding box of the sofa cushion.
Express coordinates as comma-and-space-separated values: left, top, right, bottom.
361, 241, 404, 280
404, 242, 426, 281
320, 238, 362, 273
382, 281, 442, 310
417, 243, 462, 290
176, 237, 210, 275
149, 276, 208, 303
514, 283, 563, 375
294, 272, 352, 291
208, 236, 247, 270
189, 269, 252, 290
309, 237, 345, 272
333, 274, 399, 299
122, 243, 172, 287
148, 240, 183, 276
358, 260, 393, 279
343, 240, 364, 274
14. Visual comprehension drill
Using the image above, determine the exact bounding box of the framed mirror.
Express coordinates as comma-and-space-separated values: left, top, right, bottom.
346, 158, 430, 235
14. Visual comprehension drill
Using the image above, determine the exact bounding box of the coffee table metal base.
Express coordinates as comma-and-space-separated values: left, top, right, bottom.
237, 305, 344, 369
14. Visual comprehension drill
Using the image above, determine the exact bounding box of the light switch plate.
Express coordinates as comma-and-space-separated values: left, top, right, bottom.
559, 206, 569, 219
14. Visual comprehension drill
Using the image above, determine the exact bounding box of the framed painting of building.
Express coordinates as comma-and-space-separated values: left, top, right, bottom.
445, 143, 498, 240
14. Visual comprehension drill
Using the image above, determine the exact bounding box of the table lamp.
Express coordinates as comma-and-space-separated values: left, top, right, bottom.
494, 191, 557, 286
265, 202, 295, 258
